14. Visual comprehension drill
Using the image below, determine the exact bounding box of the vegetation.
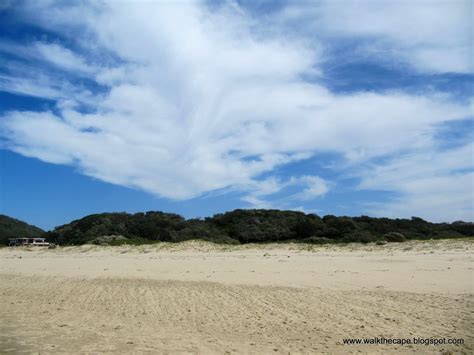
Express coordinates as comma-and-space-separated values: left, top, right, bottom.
0, 214, 45, 245
1, 210, 472, 246
37, 209, 473, 246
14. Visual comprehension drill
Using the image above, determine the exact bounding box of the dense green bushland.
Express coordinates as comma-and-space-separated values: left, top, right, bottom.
38, 209, 473, 246
0, 214, 45, 245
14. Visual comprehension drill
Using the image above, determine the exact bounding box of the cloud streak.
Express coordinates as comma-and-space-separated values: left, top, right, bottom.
275, 0, 473, 74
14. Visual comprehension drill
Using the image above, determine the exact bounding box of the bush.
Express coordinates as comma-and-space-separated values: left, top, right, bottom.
383, 232, 407, 242
432, 230, 465, 239
345, 231, 377, 244
450, 221, 474, 236
299, 237, 336, 244
293, 216, 325, 238
91, 235, 129, 245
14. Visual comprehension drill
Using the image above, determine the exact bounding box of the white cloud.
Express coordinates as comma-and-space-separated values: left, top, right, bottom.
292, 176, 330, 200
0, 40, 95, 75
358, 143, 474, 221
277, 0, 473, 73
33, 42, 93, 73
240, 174, 330, 208
0, 1, 472, 220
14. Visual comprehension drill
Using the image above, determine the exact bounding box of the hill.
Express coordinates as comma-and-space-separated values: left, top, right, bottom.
0, 215, 45, 245
43, 209, 473, 246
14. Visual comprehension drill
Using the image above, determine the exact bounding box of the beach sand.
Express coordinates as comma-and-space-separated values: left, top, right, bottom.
1, 239, 472, 353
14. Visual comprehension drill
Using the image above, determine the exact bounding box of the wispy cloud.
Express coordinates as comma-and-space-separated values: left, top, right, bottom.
0, 41, 95, 74
241, 175, 330, 208
275, 0, 473, 74
357, 143, 474, 221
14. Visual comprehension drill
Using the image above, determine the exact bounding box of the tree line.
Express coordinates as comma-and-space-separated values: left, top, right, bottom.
37, 209, 473, 246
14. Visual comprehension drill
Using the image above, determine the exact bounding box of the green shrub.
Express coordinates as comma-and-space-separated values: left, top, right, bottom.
344, 231, 377, 244
383, 232, 407, 242
299, 237, 336, 244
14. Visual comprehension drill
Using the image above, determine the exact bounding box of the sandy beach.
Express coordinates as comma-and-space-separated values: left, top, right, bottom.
1, 239, 473, 353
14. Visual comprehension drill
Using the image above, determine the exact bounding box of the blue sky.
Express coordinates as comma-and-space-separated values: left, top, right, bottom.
0, 0, 472, 230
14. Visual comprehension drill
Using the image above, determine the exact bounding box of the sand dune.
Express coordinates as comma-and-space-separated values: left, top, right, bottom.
1, 239, 473, 353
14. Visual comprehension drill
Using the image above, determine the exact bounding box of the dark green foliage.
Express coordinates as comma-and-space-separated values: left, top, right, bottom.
343, 231, 378, 244
293, 214, 325, 238
1, 210, 472, 246
45, 212, 186, 245
432, 230, 465, 239
449, 221, 474, 236
316, 227, 341, 239
383, 232, 407, 242
323, 216, 356, 233
298, 237, 336, 244
211, 209, 305, 243
0, 215, 44, 245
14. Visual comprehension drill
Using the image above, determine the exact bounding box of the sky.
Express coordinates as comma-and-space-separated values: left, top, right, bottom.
0, 0, 473, 230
